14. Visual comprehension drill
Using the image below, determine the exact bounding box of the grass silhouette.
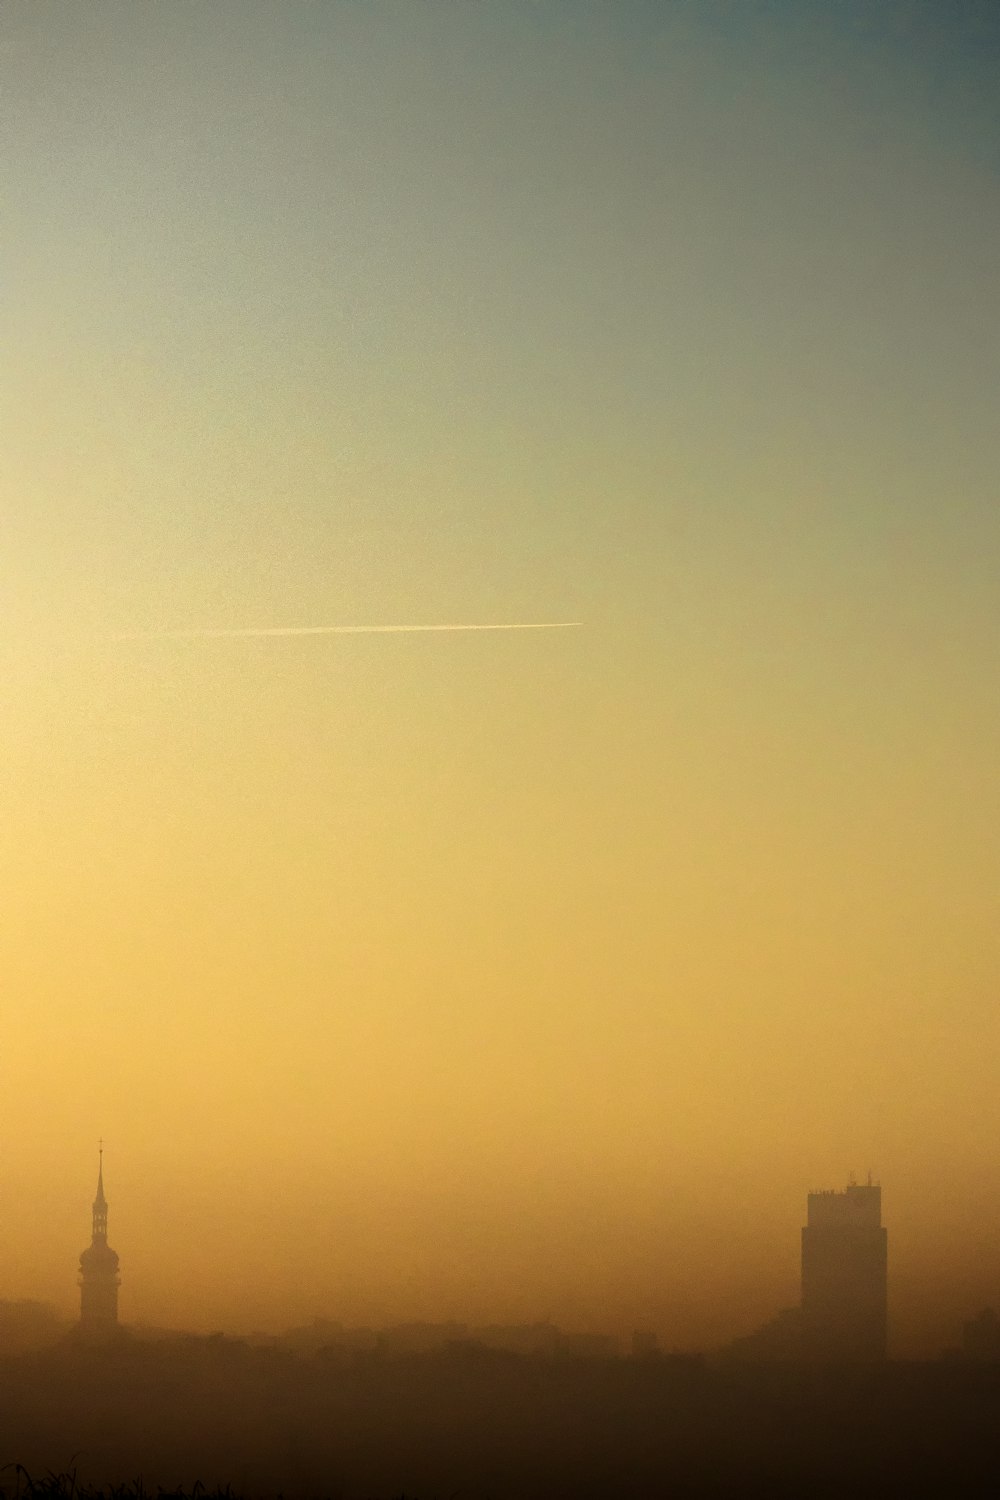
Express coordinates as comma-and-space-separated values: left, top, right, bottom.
1, 1470, 427, 1500
1, 1471, 238, 1500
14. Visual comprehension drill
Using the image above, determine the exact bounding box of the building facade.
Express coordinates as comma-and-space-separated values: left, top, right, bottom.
78, 1152, 120, 1341
801, 1181, 887, 1360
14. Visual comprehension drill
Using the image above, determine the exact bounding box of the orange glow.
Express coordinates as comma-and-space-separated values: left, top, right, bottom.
3, 2, 999, 1361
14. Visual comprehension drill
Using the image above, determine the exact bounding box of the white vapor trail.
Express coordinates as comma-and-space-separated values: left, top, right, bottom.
113, 622, 582, 641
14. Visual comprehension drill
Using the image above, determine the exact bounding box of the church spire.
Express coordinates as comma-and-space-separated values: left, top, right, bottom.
92, 1142, 108, 1243
79, 1143, 120, 1341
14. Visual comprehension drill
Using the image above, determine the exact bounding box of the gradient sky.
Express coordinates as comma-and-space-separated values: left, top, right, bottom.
3, 0, 999, 1356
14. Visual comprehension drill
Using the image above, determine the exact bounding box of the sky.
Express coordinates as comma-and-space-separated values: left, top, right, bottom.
3, 0, 999, 1356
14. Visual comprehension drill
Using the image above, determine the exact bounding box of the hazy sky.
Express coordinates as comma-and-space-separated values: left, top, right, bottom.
3, 1, 999, 1355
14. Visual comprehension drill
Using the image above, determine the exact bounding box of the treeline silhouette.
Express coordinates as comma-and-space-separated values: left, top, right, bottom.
4, 1335, 1000, 1497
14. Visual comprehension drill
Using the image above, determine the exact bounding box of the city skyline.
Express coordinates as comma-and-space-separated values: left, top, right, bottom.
30, 1151, 994, 1364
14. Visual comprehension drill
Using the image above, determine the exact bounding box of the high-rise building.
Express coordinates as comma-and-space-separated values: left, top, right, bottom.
78, 1150, 120, 1342
801, 1180, 887, 1360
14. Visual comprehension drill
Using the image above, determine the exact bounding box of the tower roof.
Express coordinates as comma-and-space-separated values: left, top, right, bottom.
94, 1151, 107, 1209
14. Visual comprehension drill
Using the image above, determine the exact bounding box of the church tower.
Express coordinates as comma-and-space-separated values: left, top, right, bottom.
78, 1149, 120, 1341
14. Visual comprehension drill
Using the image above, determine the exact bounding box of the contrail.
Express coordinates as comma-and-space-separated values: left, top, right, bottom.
112, 622, 582, 641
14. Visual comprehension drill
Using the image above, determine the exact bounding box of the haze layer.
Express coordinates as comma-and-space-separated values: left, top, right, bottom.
3, 1, 999, 1355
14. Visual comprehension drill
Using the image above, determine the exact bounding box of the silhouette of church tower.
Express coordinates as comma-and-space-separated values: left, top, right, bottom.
78, 1147, 120, 1341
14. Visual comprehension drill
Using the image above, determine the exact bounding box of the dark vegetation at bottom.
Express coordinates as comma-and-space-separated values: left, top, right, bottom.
1, 1475, 417, 1500
4, 1344, 1000, 1498
0, 1476, 419, 1500
1, 1474, 238, 1500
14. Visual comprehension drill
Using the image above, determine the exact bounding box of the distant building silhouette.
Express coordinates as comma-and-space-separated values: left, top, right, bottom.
0, 1299, 71, 1355
630, 1329, 661, 1360
801, 1180, 886, 1360
473, 1322, 561, 1358
376, 1321, 468, 1356
78, 1150, 120, 1342
716, 1306, 802, 1363
557, 1331, 618, 1360
961, 1307, 1000, 1361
